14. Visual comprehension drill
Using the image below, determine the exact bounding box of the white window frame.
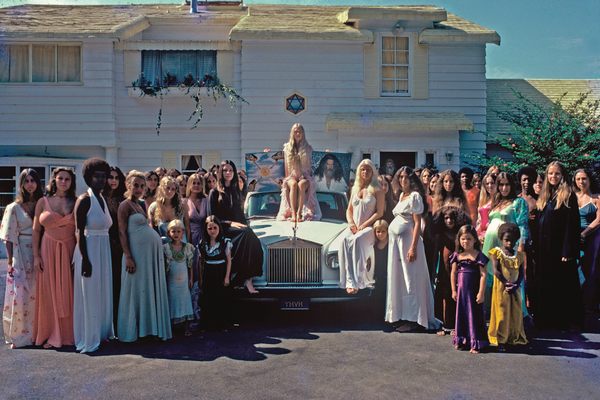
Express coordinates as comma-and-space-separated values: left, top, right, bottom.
0, 42, 83, 85
379, 33, 412, 97
179, 154, 203, 176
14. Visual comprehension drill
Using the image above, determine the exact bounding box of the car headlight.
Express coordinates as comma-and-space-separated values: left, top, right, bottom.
326, 252, 339, 269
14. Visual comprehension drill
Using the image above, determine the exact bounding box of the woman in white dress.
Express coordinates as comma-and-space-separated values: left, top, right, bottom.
339, 159, 385, 294
73, 158, 114, 353
386, 166, 440, 332
1, 169, 43, 348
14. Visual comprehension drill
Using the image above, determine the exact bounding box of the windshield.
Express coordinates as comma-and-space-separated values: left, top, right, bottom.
246, 192, 347, 221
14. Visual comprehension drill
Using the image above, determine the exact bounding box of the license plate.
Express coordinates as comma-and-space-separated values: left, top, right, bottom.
280, 298, 310, 311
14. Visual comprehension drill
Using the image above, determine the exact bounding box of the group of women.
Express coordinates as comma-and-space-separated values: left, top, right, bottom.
2, 122, 599, 352
338, 159, 599, 338
2, 157, 262, 351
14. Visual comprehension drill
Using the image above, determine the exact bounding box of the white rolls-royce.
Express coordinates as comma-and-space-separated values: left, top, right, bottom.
244, 191, 363, 309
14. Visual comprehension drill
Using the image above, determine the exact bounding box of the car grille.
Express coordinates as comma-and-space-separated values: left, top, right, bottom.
267, 239, 322, 284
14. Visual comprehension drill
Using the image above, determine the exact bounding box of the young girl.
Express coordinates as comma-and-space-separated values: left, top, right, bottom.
431, 206, 471, 335
450, 225, 489, 354
372, 219, 389, 318
163, 219, 195, 336
199, 215, 232, 330
488, 222, 528, 351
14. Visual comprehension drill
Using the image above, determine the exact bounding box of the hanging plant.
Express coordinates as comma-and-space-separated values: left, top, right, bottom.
131, 72, 248, 135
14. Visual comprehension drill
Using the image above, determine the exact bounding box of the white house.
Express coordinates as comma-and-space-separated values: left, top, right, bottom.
0, 2, 500, 213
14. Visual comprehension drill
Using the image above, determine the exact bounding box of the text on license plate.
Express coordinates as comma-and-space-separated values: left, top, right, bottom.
280, 298, 310, 311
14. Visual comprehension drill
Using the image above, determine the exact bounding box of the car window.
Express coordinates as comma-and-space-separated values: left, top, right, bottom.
246, 192, 346, 221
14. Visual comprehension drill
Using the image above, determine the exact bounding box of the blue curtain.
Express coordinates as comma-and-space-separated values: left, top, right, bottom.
142, 50, 216, 85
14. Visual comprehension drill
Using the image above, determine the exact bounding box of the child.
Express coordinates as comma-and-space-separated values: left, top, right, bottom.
487, 222, 528, 351
199, 215, 232, 330
431, 206, 471, 335
450, 225, 489, 354
372, 219, 389, 319
164, 219, 195, 336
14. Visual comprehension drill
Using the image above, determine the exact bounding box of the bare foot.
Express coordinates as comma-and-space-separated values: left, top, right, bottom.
436, 330, 447, 336
454, 344, 461, 350
346, 287, 358, 294
42, 343, 54, 349
470, 348, 480, 354
245, 279, 259, 294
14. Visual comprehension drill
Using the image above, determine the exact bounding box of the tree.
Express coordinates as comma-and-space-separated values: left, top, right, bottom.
474, 90, 600, 175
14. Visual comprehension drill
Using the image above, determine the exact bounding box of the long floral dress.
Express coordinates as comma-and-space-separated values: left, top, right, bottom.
385, 192, 440, 330
163, 242, 195, 324
1, 202, 36, 348
34, 197, 76, 348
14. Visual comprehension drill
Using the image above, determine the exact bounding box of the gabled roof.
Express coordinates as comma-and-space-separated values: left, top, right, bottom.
0, 4, 244, 39
487, 79, 600, 138
0, 4, 499, 44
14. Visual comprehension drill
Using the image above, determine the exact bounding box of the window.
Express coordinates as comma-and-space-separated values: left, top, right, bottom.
0, 44, 81, 83
381, 36, 409, 95
141, 50, 216, 86
425, 152, 435, 168
181, 155, 202, 176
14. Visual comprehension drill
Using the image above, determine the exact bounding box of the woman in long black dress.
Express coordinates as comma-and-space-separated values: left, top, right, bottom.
535, 161, 583, 329
207, 160, 263, 293
104, 166, 126, 330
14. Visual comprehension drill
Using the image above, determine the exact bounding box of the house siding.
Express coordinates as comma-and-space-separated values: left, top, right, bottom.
0, 41, 116, 147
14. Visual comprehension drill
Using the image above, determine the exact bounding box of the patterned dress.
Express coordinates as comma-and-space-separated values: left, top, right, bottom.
1, 202, 36, 348
164, 242, 195, 324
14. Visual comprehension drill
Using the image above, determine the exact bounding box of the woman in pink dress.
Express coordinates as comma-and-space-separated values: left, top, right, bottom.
277, 123, 321, 222
32, 167, 77, 348
475, 173, 497, 242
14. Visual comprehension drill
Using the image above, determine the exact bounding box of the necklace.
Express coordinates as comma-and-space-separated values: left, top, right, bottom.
170, 243, 185, 262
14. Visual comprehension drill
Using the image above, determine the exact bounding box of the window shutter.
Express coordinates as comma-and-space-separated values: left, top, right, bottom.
161, 151, 178, 169
411, 32, 429, 100
124, 50, 141, 85
203, 151, 221, 169
363, 35, 379, 99
217, 51, 234, 85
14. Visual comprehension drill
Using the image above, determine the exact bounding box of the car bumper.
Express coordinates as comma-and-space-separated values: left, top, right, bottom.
233, 284, 374, 302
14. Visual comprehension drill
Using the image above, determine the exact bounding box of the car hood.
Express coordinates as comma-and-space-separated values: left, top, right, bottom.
249, 218, 347, 246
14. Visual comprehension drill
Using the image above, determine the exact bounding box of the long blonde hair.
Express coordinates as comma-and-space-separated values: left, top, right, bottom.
537, 161, 571, 210
153, 176, 183, 225
185, 173, 205, 198
478, 172, 497, 208
285, 123, 311, 171
352, 159, 380, 197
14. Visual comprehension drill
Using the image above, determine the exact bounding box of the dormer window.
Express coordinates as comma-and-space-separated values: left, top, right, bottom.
381, 35, 410, 96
